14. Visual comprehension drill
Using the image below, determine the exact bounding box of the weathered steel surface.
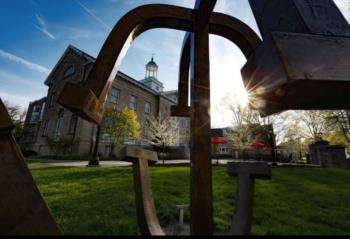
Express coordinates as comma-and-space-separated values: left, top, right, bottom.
58, 82, 104, 123
227, 162, 271, 235
189, 0, 217, 235
227, 162, 271, 179
0, 99, 61, 235
209, 13, 261, 59
249, 0, 350, 39
121, 146, 164, 236
170, 34, 191, 118
120, 146, 158, 163
242, 32, 350, 115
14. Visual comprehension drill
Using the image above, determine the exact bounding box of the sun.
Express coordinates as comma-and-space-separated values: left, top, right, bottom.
236, 88, 249, 107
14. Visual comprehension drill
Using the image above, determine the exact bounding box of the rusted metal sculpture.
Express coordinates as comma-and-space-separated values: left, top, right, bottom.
0, 99, 61, 235
57, 0, 264, 235
243, 0, 350, 116
2, 0, 348, 236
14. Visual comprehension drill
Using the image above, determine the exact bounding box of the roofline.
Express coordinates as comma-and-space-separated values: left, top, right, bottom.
28, 97, 47, 106
163, 90, 177, 94
42, 45, 177, 104
44, 45, 95, 86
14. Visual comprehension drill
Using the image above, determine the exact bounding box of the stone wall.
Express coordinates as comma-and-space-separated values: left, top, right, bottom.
309, 141, 350, 169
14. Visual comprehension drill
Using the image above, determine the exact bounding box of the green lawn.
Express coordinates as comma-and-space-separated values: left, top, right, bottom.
30, 166, 350, 235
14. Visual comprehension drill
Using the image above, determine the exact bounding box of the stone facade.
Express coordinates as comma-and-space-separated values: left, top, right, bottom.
22, 45, 190, 157
309, 141, 350, 169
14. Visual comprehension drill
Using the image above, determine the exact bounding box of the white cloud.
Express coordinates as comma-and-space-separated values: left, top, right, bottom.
0, 70, 42, 88
58, 26, 105, 40
0, 91, 32, 110
0, 49, 50, 75
76, 0, 112, 31
34, 14, 56, 40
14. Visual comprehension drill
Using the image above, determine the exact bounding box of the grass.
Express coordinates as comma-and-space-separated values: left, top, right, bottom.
30, 166, 350, 235
25, 159, 43, 164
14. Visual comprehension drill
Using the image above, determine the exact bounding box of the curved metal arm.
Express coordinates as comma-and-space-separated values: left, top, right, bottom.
58, 4, 261, 123
172, 13, 261, 117
85, 4, 195, 101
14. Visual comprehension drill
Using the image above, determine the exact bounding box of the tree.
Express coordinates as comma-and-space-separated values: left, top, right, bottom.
100, 106, 141, 157
279, 122, 311, 162
221, 93, 291, 147
146, 116, 174, 163
325, 110, 350, 144
224, 102, 271, 159
3, 101, 27, 143
297, 110, 329, 142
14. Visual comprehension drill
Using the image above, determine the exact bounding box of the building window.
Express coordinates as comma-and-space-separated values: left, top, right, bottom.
49, 92, 56, 108
64, 65, 75, 77
54, 109, 64, 140
142, 125, 148, 139
40, 102, 46, 121
68, 115, 78, 135
30, 105, 41, 123
145, 102, 151, 114
129, 95, 137, 110
42, 120, 49, 137
108, 87, 120, 104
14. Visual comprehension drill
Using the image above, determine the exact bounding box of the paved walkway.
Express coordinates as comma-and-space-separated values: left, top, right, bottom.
26, 159, 236, 168
26, 158, 320, 169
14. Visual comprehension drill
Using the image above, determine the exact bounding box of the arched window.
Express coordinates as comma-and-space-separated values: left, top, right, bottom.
54, 109, 64, 140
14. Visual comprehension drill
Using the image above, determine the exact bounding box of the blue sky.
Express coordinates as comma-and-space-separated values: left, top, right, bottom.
1, 0, 349, 127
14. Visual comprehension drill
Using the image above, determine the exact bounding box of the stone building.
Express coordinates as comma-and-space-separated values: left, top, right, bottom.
22, 45, 190, 157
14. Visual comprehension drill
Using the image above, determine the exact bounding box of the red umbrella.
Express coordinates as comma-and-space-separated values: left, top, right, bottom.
251, 140, 267, 148
251, 140, 272, 151
211, 137, 226, 144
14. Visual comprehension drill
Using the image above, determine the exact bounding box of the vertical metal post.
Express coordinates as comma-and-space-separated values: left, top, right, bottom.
189, 0, 217, 235
88, 124, 101, 166
268, 125, 277, 166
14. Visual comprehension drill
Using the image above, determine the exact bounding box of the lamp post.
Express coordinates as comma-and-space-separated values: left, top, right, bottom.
267, 124, 277, 166
88, 124, 101, 166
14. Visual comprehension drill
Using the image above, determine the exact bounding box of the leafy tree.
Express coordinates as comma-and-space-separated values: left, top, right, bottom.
224, 102, 260, 150
100, 106, 141, 157
146, 116, 174, 163
3, 101, 27, 143
325, 110, 350, 144
279, 122, 311, 162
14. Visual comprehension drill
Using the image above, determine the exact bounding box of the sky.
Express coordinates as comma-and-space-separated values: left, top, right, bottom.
1, 0, 349, 128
